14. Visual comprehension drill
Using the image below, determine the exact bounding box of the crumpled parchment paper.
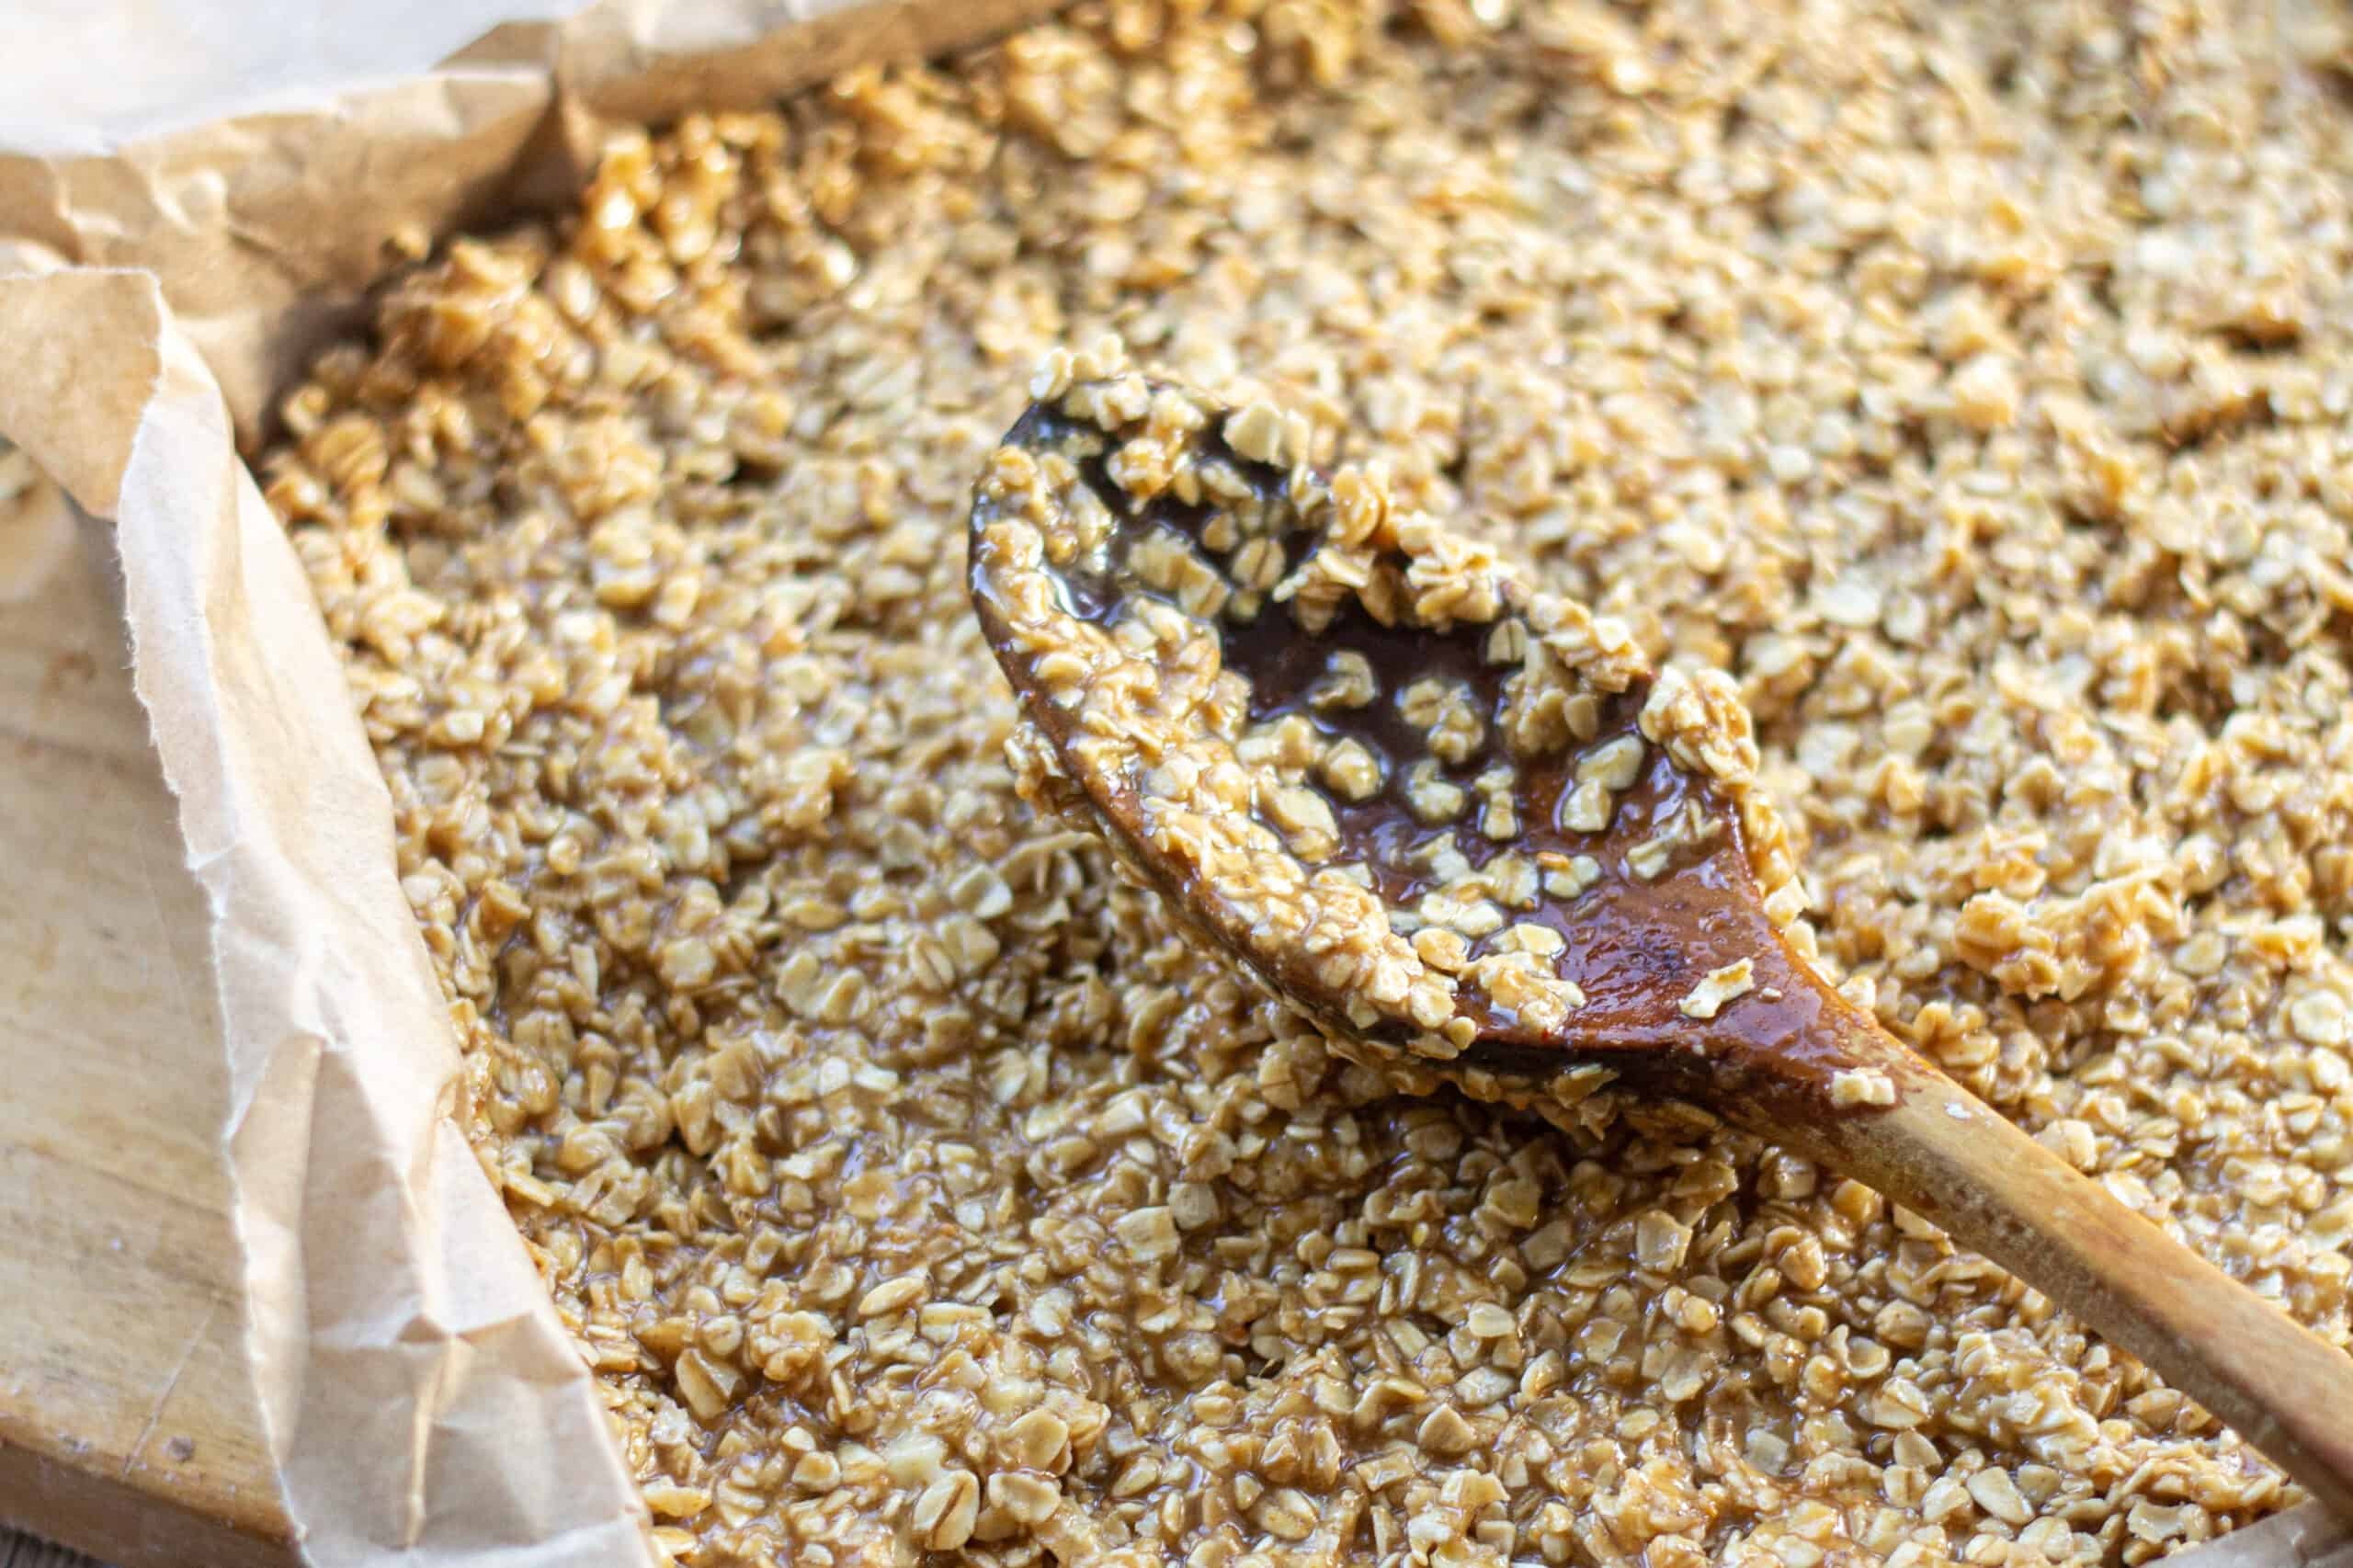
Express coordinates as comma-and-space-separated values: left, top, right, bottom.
0, 2, 1055, 1563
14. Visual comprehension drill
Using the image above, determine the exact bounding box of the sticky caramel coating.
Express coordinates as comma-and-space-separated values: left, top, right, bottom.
972, 357, 1807, 1089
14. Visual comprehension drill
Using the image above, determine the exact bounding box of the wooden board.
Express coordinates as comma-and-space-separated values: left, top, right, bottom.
0, 518, 295, 1567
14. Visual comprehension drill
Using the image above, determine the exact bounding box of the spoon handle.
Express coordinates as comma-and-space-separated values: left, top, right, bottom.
1793, 1044, 2353, 1519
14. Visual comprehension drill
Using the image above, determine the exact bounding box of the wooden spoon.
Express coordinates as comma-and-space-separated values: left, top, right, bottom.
968, 361, 2353, 1517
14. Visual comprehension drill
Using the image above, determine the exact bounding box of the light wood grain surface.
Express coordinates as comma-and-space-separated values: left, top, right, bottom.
0, 517, 294, 1566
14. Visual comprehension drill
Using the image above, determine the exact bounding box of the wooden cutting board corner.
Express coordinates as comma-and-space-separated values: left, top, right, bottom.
0, 520, 295, 1568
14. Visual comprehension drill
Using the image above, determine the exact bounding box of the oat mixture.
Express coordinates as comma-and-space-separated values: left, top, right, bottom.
263, 0, 2353, 1563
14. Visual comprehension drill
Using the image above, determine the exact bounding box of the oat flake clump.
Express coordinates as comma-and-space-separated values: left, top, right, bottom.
265, 1, 2353, 1564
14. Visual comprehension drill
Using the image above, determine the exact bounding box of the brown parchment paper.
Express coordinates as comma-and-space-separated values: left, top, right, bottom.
0, 2, 1055, 1564
0, 442, 76, 602
0, 3, 2344, 1566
